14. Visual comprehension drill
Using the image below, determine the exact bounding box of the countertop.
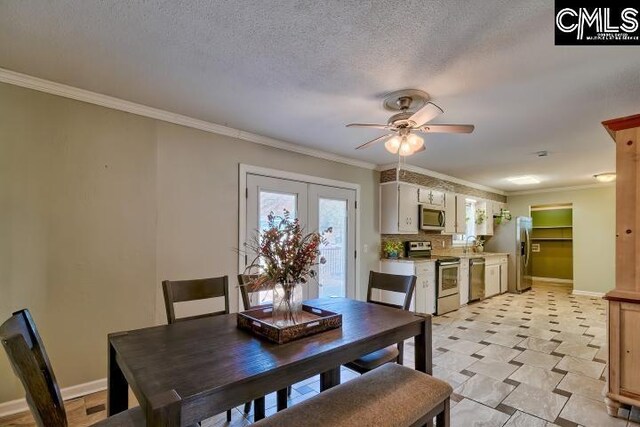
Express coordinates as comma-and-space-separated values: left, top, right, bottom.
380, 252, 509, 263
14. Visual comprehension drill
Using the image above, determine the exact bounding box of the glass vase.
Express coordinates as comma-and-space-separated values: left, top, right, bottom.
272, 282, 302, 327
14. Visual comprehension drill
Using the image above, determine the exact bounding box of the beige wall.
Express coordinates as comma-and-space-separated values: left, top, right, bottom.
506, 186, 615, 294
155, 121, 381, 323
0, 82, 380, 403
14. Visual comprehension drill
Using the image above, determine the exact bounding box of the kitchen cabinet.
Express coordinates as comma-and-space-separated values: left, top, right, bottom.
456, 194, 466, 234
476, 200, 494, 236
459, 258, 470, 305
380, 182, 419, 234
443, 192, 467, 235
418, 188, 445, 209
379, 260, 436, 315
444, 192, 456, 234
499, 257, 508, 293
485, 256, 501, 297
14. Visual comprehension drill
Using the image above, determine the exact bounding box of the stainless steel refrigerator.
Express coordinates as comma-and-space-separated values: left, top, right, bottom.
485, 216, 532, 293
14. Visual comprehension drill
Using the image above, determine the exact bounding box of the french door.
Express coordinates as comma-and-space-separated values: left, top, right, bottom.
244, 173, 356, 306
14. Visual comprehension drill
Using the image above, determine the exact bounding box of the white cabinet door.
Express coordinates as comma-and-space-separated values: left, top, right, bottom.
380, 183, 418, 234
443, 192, 456, 234
500, 261, 508, 293
459, 259, 470, 305
418, 188, 445, 209
485, 264, 500, 297
420, 262, 437, 315
455, 194, 466, 234
398, 184, 419, 233
476, 201, 494, 236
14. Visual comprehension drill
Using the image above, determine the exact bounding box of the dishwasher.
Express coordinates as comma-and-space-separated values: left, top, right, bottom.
469, 257, 486, 302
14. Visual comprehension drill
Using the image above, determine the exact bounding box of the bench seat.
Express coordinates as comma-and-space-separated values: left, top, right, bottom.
253, 363, 452, 427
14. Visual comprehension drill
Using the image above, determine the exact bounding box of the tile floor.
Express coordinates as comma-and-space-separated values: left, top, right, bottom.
1, 284, 639, 427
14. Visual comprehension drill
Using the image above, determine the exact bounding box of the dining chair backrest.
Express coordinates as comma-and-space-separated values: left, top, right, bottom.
162, 276, 230, 324
0, 309, 67, 427
237, 274, 262, 310
366, 271, 417, 311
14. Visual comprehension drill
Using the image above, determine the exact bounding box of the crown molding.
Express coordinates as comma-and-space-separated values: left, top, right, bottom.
0, 67, 377, 170
377, 163, 506, 195
506, 182, 615, 196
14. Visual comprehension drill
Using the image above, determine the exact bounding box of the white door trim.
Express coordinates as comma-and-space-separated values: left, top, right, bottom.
238, 164, 361, 311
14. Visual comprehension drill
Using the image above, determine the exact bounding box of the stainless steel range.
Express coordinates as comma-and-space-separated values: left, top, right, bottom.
435, 257, 461, 315
404, 241, 461, 315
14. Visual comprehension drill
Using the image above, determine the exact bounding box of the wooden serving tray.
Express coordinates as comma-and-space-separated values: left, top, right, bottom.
237, 304, 342, 344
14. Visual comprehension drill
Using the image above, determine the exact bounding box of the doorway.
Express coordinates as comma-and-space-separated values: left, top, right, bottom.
529, 204, 574, 289
240, 165, 359, 310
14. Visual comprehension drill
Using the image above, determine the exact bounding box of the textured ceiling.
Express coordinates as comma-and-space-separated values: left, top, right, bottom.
1, 0, 637, 191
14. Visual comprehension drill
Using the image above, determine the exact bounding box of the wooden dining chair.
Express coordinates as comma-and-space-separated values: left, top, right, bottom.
162, 276, 230, 324
0, 309, 143, 427
344, 271, 417, 374
162, 275, 255, 422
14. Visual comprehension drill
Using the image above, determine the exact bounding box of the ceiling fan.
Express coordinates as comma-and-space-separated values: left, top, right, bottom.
347, 89, 475, 156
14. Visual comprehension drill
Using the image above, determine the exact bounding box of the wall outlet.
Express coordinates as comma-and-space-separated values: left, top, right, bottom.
363, 244, 369, 253
531, 243, 540, 252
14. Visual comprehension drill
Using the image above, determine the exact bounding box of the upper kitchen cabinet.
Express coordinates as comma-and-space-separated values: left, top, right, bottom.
475, 200, 494, 236
380, 182, 419, 234
418, 187, 445, 209
443, 192, 467, 234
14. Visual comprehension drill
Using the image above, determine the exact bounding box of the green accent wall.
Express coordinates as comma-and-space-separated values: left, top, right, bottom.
531, 208, 573, 280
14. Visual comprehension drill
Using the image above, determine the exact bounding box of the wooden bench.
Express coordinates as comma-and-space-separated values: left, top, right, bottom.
253, 363, 452, 427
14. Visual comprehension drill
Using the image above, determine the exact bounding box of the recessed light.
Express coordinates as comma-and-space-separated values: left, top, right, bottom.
594, 173, 616, 183
506, 176, 541, 185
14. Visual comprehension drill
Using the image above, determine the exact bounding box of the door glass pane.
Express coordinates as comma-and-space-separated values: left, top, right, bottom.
318, 198, 347, 298
259, 191, 296, 229
254, 190, 297, 305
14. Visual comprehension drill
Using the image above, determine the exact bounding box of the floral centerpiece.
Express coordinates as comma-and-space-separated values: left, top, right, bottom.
244, 210, 329, 327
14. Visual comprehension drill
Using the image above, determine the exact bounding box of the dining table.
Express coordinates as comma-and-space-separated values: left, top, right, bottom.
107, 297, 433, 426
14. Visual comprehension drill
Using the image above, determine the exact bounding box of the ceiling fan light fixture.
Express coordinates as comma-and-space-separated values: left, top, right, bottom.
398, 140, 415, 156
407, 133, 424, 151
384, 135, 401, 154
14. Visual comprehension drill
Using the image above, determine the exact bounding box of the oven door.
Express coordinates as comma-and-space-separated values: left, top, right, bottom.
438, 263, 459, 297
421, 207, 445, 230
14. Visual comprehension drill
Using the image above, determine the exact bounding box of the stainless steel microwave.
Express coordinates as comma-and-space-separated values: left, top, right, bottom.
420, 205, 445, 230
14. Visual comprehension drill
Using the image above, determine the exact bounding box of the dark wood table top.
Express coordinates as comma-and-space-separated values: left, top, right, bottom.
109, 297, 430, 425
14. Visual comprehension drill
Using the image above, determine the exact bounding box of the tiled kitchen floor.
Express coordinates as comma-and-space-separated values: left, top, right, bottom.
429, 283, 639, 427
1, 284, 638, 427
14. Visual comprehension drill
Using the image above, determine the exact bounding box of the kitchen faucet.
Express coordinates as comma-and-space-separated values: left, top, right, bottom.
464, 235, 477, 254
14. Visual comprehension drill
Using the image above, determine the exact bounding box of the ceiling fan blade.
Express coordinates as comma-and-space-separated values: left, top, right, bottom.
346, 123, 391, 129
355, 133, 393, 150
408, 102, 444, 127
419, 124, 475, 134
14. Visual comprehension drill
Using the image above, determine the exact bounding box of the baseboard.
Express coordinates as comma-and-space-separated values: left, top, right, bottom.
572, 289, 606, 297
532, 276, 573, 285
0, 378, 107, 417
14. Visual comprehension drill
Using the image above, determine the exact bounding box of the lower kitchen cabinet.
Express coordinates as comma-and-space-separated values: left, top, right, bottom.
379, 260, 436, 314
499, 258, 508, 293
485, 256, 501, 297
